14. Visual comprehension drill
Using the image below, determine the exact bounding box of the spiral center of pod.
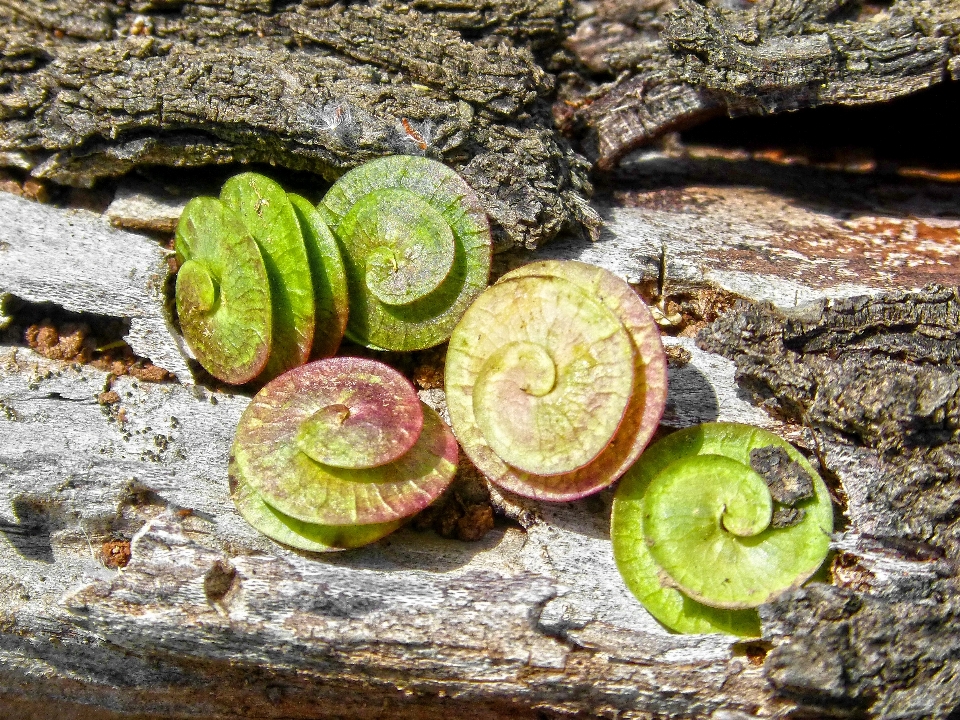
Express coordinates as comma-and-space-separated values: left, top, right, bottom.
344, 188, 455, 306
642, 453, 778, 609
176, 259, 220, 315
290, 364, 425, 471
455, 277, 636, 478
295, 403, 362, 468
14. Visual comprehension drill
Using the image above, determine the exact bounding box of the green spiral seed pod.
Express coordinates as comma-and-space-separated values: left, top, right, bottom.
319, 155, 492, 351
288, 194, 350, 361
220, 173, 316, 381
229, 458, 403, 553
611, 422, 833, 636
174, 197, 272, 385
174, 173, 349, 384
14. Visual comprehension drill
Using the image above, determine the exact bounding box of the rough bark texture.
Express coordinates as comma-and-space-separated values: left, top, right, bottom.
699, 288, 960, 719
562, 0, 960, 168
6, 0, 958, 248
0, 0, 597, 250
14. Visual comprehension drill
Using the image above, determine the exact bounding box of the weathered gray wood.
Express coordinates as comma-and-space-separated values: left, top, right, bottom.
0, 347, 773, 719
0, 188, 782, 719
105, 180, 189, 233
504, 183, 960, 308
0, 192, 191, 379
1, 176, 959, 718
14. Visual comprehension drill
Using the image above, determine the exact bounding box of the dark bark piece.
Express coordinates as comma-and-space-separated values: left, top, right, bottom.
699, 288, 960, 555
0, 0, 596, 249
575, 76, 723, 171
762, 583, 960, 720
564, 0, 960, 168
560, 1, 723, 168
665, 0, 953, 109
288, 3, 548, 113
749, 445, 815, 505
699, 287, 960, 451
698, 287, 960, 717
403, 0, 577, 51
770, 506, 804, 528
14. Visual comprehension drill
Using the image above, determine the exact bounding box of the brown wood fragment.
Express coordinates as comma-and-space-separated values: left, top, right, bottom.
564, 0, 960, 168
701, 287, 960, 717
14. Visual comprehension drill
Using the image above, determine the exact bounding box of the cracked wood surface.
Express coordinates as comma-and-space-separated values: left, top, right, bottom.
1, 170, 959, 718
0, 192, 191, 380
0, 348, 766, 719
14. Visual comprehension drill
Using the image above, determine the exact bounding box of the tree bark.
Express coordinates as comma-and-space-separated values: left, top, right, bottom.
0, 0, 596, 250
562, 0, 960, 169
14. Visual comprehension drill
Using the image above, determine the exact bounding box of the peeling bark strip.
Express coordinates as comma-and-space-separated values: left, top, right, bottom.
564, 0, 960, 168
699, 287, 960, 718
0, 0, 596, 249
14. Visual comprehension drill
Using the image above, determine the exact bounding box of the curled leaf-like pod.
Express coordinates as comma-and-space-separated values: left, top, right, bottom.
174, 197, 273, 385
287, 193, 350, 361
611, 422, 834, 636
229, 460, 403, 552
319, 155, 492, 351
230, 357, 459, 550
445, 260, 668, 500
220, 173, 317, 381
174, 173, 348, 384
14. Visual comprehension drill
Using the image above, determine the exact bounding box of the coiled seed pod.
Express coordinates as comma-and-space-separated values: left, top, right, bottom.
220, 173, 317, 380
174, 196, 272, 384
288, 194, 350, 361
229, 463, 404, 552
611, 422, 833, 636
319, 155, 492, 351
174, 173, 348, 384
230, 357, 458, 550
445, 260, 668, 500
